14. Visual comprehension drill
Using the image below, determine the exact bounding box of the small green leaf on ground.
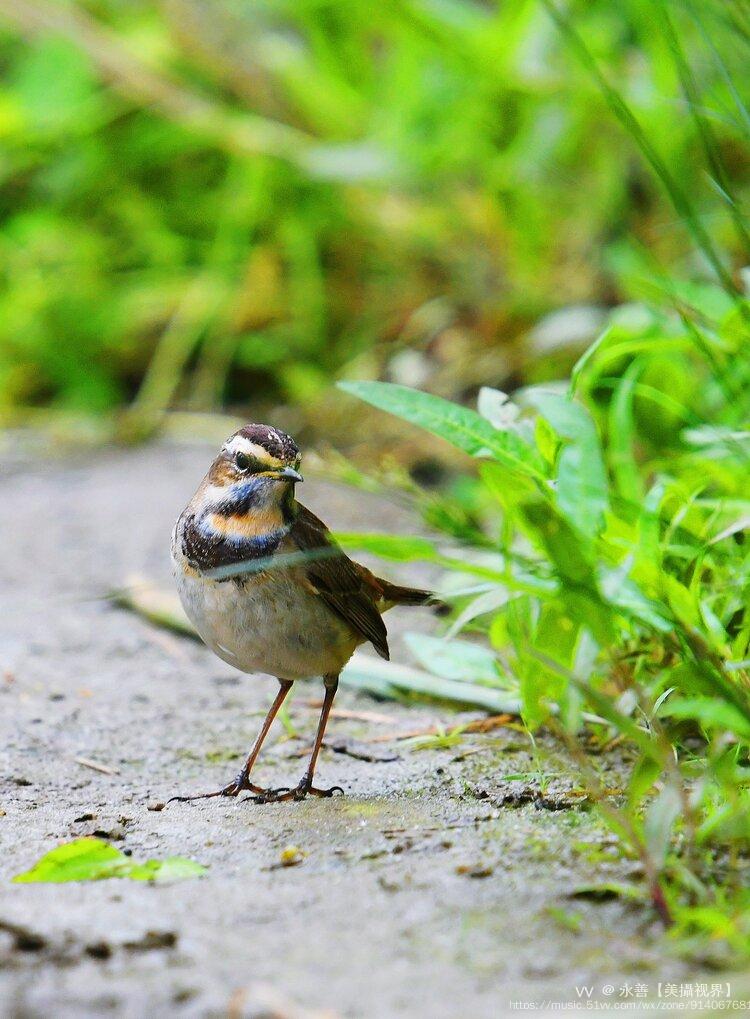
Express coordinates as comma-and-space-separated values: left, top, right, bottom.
12, 838, 207, 884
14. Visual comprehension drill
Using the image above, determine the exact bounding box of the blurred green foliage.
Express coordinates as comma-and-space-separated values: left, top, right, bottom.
341, 288, 750, 954
0, 0, 748, 425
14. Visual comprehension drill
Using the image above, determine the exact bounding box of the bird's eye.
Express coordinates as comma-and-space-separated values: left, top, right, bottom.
235, 452, 251, 471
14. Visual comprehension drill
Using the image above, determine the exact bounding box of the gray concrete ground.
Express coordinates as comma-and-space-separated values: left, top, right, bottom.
0, 439, 732, 1017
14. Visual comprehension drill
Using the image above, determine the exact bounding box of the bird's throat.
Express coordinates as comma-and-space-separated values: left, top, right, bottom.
207, 507, 286, 540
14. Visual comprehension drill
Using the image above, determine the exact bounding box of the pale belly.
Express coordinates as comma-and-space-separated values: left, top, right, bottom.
172, 554, 358, 681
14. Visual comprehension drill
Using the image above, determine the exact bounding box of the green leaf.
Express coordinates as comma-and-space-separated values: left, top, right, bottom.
337, 382, 547, 478
404, 633, 500, 682
598, 564, 673, 632
524, 390, 609, 538
341, 651, 520, 714
445, 587, 512, 638
699, 598, 730, 653
660, 698, 750, 741
570, 682, 659, 757
662, 576, 700, 629
522, 502, 614, 645
12, 838, 207, 884
13, 38, 98, 135
479, 461, 538, 509
570, 324, 615, 394
608, 360, 643, 504
534, 415, 558, 468
125, 857, 209, 883
628, 755, 661, 809
644, 784, 682, 867
334, 532, 441, 562
519, 603, 577, 728
12, 838, 123, 883
637, 479, 667, 564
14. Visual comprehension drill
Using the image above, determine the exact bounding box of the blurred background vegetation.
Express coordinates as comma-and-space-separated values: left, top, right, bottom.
0, 0, 748, 444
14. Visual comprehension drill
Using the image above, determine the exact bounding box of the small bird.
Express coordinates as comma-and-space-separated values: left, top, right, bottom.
170, 423, 437, 803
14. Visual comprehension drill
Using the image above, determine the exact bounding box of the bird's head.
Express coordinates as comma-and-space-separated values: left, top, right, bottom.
199, 424, 303, 519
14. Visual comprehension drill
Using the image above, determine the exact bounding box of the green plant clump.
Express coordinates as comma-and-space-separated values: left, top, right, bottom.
334, 0, 750, 957
339, 289, 750, 951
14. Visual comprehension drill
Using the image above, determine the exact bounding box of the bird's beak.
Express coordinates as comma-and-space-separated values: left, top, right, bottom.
277, 466, 304, 483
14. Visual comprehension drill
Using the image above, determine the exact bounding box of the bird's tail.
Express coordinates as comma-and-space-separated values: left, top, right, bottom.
379, 581, 449, 615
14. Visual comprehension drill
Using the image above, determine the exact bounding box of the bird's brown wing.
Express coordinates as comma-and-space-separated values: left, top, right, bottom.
290, 503, 390, 660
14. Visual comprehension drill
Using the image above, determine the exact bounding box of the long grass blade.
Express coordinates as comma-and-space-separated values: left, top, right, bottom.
540, 0, 739, 297
654, 0, 750, 258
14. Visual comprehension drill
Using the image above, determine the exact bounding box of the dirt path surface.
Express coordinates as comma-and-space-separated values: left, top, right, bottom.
0, 440, 706, 1017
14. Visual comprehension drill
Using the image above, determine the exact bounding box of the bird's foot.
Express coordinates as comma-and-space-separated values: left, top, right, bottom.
168, 769, 266, 803
252, 778, 344, 803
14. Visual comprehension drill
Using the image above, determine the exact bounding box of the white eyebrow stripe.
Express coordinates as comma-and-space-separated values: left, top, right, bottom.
222, 437, 277, 461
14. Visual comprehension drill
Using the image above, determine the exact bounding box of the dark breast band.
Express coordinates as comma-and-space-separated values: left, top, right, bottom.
180, 512, 289, 576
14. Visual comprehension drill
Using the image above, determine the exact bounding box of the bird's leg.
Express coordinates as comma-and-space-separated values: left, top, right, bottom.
169, 679, 293, 802
256, 674, 343, 803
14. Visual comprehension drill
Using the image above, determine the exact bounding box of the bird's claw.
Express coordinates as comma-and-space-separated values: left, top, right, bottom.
168, 770, 266, 803
249, 785, 291, 804
252, 781, 344, 803
307, 783, 345, 799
